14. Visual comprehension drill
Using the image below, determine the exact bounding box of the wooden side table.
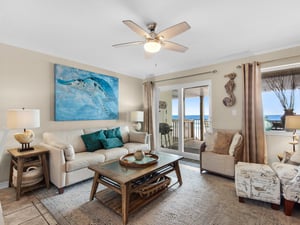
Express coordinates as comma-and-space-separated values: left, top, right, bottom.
8, 146, 50, 200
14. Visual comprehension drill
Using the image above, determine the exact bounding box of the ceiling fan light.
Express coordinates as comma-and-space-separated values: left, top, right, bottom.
144, 40, 161, 53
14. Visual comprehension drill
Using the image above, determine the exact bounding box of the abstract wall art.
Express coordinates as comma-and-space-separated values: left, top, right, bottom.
54, 64, 119, 121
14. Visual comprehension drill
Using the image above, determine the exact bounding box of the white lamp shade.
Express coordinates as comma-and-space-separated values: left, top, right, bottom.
7, 109, 40, 129
130, 111, 144, 122
285, 115, 300, 130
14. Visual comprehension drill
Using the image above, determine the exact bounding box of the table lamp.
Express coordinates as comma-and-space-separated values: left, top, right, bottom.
130, 111, 144, 131
285, 115, 300, 152
7, 108, 40, 151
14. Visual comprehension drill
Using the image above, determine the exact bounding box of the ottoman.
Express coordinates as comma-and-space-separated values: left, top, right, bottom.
235, 162, 281, 209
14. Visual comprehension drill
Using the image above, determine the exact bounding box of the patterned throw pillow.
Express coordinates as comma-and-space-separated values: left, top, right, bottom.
213, 131, 234, 155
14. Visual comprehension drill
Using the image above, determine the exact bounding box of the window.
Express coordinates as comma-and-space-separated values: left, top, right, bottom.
261, 65, 300, 131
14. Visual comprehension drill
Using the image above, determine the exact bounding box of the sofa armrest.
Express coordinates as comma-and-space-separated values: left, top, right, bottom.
39, 143, 67, 189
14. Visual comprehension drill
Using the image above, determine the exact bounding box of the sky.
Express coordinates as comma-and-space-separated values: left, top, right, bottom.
172, 90, 300, 116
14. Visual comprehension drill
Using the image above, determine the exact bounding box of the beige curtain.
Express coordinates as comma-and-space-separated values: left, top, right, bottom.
143, 81, 155, 150
242, 62, 266, 163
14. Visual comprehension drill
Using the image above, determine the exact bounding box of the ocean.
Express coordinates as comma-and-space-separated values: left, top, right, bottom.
172, 115, 281, 121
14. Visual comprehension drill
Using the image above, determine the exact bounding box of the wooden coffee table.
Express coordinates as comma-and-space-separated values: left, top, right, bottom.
88, 151, 183, 225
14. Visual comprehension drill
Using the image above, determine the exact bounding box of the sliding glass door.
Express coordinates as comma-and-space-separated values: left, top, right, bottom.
156, 80, 211, 160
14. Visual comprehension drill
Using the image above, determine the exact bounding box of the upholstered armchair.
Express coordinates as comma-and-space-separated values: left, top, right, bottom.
272, 151, 300, 216
200, 130, 244, 178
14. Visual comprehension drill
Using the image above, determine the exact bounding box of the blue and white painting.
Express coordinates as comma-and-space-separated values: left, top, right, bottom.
54, 64, 119, 121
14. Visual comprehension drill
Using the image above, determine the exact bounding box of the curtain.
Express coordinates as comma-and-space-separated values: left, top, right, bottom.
242, 62, 266, 163
143, 81, 155, 150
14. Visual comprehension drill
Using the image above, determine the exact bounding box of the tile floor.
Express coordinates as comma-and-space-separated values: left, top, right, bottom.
0, 185, 58, 225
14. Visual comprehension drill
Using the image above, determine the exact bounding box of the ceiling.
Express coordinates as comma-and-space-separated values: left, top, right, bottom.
1, 0, 300, 79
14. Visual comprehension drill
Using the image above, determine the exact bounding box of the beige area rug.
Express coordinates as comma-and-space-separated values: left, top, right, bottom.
36, 162, 300, 225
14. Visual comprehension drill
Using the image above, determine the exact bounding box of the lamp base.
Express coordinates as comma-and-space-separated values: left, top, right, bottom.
18, 143, 35, 152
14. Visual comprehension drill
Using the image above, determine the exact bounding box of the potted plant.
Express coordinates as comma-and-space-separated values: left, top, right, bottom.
264, 74, 296, 128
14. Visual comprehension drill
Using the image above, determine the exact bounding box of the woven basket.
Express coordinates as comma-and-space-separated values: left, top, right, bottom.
135, 176, 171, 198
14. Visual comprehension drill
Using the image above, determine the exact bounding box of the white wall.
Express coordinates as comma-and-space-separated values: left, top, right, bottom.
0, 43, 144, 181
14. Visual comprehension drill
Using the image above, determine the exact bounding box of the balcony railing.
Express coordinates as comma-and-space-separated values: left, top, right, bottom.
171, 119, 211, 141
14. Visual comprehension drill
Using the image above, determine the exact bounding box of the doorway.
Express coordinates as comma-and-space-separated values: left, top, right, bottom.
156, 80, 211, 160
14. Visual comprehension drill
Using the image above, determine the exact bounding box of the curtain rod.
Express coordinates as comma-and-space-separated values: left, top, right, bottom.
236, 54, 300, 69
148, 69, 218, 83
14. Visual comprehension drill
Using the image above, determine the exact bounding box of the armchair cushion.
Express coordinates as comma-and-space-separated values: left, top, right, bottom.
229, 132, 243, 156
213, 131, 234, 154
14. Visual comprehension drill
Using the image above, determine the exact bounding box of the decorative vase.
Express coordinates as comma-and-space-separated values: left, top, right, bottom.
134, 150, 145, 161
281, 109, 294, 129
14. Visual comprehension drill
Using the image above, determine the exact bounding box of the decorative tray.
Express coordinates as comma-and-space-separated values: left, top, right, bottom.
119, 153, 159, 168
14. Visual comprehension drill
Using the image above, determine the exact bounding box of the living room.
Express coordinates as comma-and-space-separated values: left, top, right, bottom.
1, 1, 300, 225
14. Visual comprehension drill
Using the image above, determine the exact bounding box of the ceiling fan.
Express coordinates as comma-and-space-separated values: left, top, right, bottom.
112, 20, 191, 53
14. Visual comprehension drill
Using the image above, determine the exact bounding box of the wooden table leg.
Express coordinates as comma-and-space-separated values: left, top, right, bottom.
8, 159, 13, 188
121, 183, 130, 225
174, 161, 183, 186
16, 158, 24, 200
89, 172, 100, 201
41, 153, 50, 188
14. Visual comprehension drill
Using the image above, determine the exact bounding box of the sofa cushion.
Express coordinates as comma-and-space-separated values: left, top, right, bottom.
49, 142, 75, 161
83, 127, 107, 134
65, 152, 105, 172
129, 131, 147, 143
124, 143, 149, 153
95, 148, 128, 161
213, 131, 234, 154
101, 137, 124, 149
81, 130, 104, 152
62, 144, 75, 161
43, 129, 86, 153
119, 126, 129, 143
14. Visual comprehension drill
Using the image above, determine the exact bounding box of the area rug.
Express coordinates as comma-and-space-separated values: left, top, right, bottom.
38, 163, 300, 225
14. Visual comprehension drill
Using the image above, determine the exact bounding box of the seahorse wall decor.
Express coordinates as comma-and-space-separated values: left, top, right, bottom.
222, 72, 237, 107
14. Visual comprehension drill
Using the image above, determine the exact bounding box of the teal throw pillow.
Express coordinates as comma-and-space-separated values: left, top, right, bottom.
81, 130, 103, 152
105, 127, 123, 143
101, 137, 124, 149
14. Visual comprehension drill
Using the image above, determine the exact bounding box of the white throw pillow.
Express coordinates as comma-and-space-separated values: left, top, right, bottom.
228, 132, 242, 156
50, 142, 75, 161
63, 144, 75, 161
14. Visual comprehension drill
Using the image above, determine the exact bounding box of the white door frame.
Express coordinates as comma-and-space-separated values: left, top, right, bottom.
155, 80, 212, 160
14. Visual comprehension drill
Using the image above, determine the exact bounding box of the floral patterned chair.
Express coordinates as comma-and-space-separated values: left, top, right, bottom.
272, 150, 300, 216
235, 162, 281, 209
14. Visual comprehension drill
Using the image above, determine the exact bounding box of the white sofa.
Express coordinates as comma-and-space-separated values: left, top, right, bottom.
41, 125, 150, 193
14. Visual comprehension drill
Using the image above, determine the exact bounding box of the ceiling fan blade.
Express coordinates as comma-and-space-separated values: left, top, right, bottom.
123, 20, 150, 38
162, 41, 188, 52
158, 22, 191, 39
112, 41, 144, 48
